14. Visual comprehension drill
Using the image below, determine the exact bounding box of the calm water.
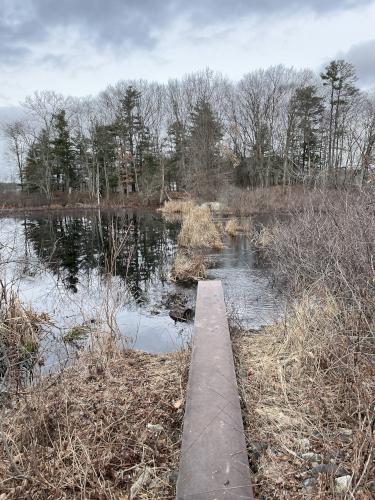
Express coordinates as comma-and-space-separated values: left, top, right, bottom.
0, 210, 282, 372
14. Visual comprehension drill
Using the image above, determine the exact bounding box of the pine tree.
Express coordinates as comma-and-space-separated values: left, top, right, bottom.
51, 110, 75, 191
187, 98, 223, 195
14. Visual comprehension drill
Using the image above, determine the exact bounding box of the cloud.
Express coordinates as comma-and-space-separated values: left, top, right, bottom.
340, 39, 375, 86
0, 0, 373, 67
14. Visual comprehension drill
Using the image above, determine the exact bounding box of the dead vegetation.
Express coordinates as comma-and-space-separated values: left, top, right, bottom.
177, 206, 223, 250
170, 251, 206, 283
224, 217, 252, 237
219, 185, 345, 216
0, 346, 189, 499
0, 286, 50, 396
159, 200, 195, 215
234, 191, 375, 498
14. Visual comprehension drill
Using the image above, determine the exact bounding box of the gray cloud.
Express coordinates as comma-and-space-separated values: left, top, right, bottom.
340, 39, 375, 86
0, 0, 373, 67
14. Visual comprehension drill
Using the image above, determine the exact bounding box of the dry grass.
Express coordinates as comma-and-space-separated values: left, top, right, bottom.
159, 200, 195, 215
219, 185, 346, 216
233, 294, 375, 498
0, 346, 189, 499
177, 206, 223, 250
234, 191, 375, 498
0, 289, 50, 394
252, 225, 274, 249
171, 251, 206, 283
224, 218, 240, 237
224, 218, 252, 237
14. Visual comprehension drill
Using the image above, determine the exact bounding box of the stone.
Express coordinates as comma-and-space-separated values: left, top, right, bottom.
309, 464, 349, 477
147, 423, 164, 435
335, 475, 352, 493
303, 478, 318, 489
297, 438, 310, 451
130, 467, 152, 499
302, 452, 322, 463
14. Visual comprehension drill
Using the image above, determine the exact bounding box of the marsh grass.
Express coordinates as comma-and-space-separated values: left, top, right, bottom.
224, 218, 240, 236
0, 287, 50, 394
178, 206, 223, 250
159, 200, 195, 215
0, 343, 189, 499
224, 217, 252, 237
234, 191, 375, 498
170, 251, 206, 283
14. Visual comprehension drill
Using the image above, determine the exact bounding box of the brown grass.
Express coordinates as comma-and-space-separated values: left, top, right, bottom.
233, 295, 375, 498
177, 206, 223, 250
224, 218, 240, 237
171, 251, 206, 283
0, 347, 189, 499
224, 218, 252, 237
159, 200, 195, 215
0, 288, 50, 394
234, 190, 375, 498
218, 185, 347, 216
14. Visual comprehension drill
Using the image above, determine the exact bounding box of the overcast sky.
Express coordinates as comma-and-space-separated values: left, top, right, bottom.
1, 0, 375, 180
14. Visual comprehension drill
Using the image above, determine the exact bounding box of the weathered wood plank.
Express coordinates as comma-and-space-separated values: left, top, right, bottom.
176, 280, 254, 500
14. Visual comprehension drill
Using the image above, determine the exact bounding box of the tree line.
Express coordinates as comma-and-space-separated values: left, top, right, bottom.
3, 61, 375, 201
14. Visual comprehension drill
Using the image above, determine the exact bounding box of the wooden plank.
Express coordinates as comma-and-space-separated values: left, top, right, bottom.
176, 280, 254, 500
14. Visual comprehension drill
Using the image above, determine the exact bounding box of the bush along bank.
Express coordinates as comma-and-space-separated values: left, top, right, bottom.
234, 190, 375, 498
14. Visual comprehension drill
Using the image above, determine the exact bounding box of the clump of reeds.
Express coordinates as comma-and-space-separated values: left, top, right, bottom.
224, 217, 253, 237
160, 199, 195, 215
251, 225, 273, 249
171, 251, 206, 283
0, 346, 189, 499
178, 206, 223, 249
224, 218, 240, 236
0, 287, 49, 393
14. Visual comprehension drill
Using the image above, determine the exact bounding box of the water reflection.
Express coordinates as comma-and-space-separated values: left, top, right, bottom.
24, 210, 180, 299
0, 210, 283, 372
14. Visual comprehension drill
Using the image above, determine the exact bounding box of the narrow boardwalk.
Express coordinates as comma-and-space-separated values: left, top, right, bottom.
177, 281, 254, 499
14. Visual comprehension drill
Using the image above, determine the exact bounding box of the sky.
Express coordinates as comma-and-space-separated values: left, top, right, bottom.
1, 0, 375, 180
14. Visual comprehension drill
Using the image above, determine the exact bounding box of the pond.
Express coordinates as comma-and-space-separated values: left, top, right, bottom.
0, 209, 283, 373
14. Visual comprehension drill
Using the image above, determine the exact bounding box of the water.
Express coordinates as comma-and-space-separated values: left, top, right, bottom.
0, 210, 282, 372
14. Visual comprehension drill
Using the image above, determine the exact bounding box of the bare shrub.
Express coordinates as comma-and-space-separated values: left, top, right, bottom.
219, 185, 345, 216
234, 190, 375, 498
178, 206, 223, 249
171, 251, 206, 283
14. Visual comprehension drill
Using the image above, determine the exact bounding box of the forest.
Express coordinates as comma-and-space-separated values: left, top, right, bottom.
3, 59, 375, 204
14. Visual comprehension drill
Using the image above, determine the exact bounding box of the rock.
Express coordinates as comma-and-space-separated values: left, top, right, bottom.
169, 307, 194, 322
130, 467, 152, 499
302, 452, 322, 463
297, 438, 310, 451
335, 475, 352, 493
303, 478, 318, 489
309, 464, 349, 477
210, 202, 223, 212
147, 423, 164, 435
168, 470, 179, 485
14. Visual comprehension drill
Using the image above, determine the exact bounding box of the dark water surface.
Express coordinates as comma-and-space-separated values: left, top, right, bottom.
0, 210, 282, 372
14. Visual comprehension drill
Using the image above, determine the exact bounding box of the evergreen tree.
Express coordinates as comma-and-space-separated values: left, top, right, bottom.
187, 98, 223, 195
51, 110, 75, 191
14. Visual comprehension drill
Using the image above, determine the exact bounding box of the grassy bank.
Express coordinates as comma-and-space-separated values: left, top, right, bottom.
0, 345, 188, 499
234, 190, 375, 498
